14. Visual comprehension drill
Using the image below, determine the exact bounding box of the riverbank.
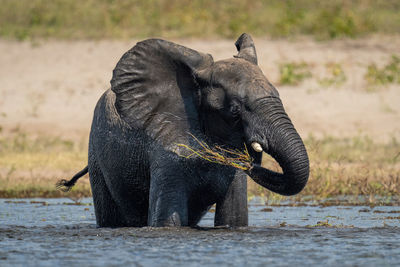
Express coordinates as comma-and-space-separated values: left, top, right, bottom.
1, 132, 399, 203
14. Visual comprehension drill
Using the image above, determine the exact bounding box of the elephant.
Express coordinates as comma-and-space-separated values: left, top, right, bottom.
58, 33, 309, 228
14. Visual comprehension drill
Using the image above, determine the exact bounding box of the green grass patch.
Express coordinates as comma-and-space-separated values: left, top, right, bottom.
0, 129, 90, 198
279, 62, 312, 86
319, 63, 347, 87
0, 128, 87, 170
0, 0, 400, 40
365, 55, 400, 89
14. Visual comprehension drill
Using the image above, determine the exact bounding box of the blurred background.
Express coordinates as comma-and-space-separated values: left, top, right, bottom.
1, 0, 400, 40
0, 0, 399, 201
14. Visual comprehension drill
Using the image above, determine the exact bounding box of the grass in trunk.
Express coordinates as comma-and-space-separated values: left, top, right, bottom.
176, 135, 253, 171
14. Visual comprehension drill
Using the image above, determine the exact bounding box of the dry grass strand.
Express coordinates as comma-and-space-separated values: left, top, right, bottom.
176, 135, 253, 171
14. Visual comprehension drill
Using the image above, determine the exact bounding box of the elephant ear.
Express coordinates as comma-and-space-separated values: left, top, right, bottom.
234, 33, 258, 65
111, 39, 213, 145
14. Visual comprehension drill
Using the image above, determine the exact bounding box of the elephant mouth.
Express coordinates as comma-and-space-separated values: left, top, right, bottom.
247, 141, 281, 171
244, 122, 309, 196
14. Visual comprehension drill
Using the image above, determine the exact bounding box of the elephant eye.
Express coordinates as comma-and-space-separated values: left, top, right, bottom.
230, 103, 241, 117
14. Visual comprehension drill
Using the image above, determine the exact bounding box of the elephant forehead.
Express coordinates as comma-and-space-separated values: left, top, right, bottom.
212, 59, 261, 80
212, 59, 278, 98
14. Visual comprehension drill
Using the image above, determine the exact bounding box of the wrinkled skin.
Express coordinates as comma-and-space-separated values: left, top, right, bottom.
86, 33, 309, 227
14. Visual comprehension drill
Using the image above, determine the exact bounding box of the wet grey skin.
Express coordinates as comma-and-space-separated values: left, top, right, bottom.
59, 33, 309, 227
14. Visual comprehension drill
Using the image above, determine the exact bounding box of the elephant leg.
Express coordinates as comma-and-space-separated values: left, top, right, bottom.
89, 159, 125, 227
215, 171, 248, 227
148, 164, 188, 227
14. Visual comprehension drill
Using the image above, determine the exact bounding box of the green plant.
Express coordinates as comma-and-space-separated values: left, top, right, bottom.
273, 0, 305, 37
310, 6, 356, 39
319, 63, 347, 87
279, 62, 312, 85
365, 55, 400, 86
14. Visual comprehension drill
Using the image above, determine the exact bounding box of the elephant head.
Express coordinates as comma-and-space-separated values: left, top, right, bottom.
111, 33, 309, 196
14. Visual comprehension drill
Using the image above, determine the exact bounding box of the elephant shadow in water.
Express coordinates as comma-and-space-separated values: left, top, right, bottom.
58, 33, 309, 228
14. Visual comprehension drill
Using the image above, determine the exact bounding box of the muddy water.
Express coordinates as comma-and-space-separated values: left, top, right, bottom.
1, 198, 400, 266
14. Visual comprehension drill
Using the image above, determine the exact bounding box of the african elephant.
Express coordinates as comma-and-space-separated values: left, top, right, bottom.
58, 33, 309, 228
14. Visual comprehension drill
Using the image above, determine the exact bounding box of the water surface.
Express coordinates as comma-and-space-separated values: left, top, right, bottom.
1, 198, 399, 266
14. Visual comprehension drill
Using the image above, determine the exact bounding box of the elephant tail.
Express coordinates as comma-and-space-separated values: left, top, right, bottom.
56, 166, 88, 192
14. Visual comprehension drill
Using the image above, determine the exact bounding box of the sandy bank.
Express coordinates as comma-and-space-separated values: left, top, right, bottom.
1, 36, 399, 142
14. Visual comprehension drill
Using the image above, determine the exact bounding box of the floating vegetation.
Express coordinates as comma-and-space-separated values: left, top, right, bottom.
30, 200, 48, 206
305, 219, 354, 228
61, 202, 91, 206
260, 208, 273, 212
313, 220, 333, 227
373, 210, 400, 214
359, 208, 370, 213
383, 216, 400, 220
4, 200, 27, 204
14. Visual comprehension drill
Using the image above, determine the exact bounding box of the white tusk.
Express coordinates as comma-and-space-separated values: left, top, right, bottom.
251, 142, 263, 152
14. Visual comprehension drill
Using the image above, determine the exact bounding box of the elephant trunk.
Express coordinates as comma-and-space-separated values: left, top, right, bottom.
246, 97, 309, 196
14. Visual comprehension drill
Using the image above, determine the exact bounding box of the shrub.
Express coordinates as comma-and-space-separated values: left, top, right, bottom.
279, 62, 312, 86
